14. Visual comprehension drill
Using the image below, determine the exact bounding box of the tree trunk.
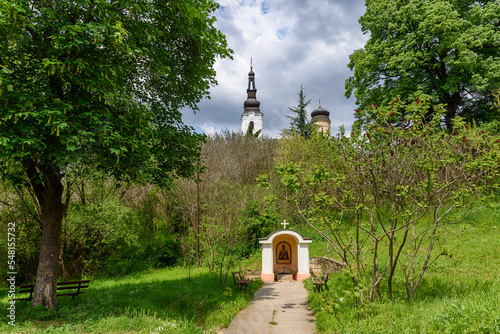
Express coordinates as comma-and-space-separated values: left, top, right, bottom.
369, 238, 380, 301
388, 226, 409, 300
441, 93, 460, 131
387, 232, 394, 300
32, 173, 65, 309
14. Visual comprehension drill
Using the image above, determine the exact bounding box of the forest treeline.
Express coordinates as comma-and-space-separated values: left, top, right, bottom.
0, 131, 281, 285
1, 100, 499, 304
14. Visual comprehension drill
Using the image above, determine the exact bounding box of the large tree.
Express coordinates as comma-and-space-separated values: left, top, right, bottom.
345, 0, 500, 130
0, 0, 231, 308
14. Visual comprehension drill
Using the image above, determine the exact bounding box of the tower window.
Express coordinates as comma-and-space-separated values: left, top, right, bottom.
249, 121, 254, 131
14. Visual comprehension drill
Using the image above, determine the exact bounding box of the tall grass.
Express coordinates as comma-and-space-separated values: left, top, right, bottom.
306, 203, 500, 333
0, 267, 262, 333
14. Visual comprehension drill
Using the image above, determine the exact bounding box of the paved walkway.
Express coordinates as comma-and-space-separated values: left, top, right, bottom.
224, 282, 316, 334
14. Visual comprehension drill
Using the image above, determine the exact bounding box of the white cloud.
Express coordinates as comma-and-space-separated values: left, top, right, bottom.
199, 123, 218, 136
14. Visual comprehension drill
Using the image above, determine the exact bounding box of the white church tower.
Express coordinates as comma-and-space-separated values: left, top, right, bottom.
241, 63, 263, 137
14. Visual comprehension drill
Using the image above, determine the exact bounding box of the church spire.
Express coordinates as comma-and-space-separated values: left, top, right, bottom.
247, 60, 257, 99
241, 60, 263, 137
244, 61, 260, 109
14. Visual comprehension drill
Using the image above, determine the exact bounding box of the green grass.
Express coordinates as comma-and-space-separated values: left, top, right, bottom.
0, 267, 262, 333
305, 203, 500, 333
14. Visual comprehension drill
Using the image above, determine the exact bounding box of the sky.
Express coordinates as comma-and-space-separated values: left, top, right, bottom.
181, 0, 368, 138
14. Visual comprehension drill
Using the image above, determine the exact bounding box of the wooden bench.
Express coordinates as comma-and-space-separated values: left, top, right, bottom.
311, 273, 330, 291
232, 271, 252, 291
9, 280, 90, 302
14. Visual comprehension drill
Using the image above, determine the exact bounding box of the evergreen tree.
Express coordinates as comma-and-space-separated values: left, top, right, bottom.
284, 84, 313, 138
246, 123, 262, 138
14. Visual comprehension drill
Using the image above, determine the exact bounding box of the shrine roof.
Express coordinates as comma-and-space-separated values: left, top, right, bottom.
258, 229, 312, 244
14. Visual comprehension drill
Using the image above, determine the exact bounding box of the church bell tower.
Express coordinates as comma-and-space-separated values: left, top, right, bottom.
241, 62, 263, 137
311, 103, 331, 134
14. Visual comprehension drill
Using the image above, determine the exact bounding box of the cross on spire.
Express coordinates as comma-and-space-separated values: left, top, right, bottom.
281, 220, 289, 229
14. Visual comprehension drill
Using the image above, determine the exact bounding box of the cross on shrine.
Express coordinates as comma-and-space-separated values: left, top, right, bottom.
281, 220, 289, 229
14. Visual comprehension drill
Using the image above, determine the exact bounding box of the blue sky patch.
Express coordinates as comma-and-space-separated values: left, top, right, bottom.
261, 1, 270, 14
276, 28, 288, 40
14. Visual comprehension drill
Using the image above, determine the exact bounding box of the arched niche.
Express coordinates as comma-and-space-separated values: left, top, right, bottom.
259, 229, 312, 282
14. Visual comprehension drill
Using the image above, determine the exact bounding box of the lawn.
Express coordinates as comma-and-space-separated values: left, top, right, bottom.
305, 204, 500, 333
0, 267, 262, 334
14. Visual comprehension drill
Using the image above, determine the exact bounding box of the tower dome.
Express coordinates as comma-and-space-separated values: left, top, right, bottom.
311, 106, 330, 118
244, 98, 260, 108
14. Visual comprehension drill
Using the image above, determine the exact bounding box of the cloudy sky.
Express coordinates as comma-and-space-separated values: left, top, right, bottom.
181, 0, 368, 138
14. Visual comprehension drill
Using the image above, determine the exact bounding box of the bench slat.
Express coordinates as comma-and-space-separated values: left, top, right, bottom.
57, 280, 90, 285
9, 280, 90, 302
311, 274, 330, 291
232, 271, 251, 291
18, 289, 34, 293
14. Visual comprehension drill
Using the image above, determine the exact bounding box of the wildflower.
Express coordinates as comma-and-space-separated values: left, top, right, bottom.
339, 297, 345, 303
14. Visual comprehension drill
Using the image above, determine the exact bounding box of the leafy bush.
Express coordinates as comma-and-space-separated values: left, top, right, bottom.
102, 235, 181, 277
0, 187, 41, 284
149, 235, 181, 268
62, 198, 141, 277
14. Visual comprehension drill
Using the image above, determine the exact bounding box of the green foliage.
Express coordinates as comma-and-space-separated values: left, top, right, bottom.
198, 180, 269, 282
151, 236, 182, 268
346, 0, 500, 130
0, 175, 190, 282
67, 199, 139, 248
62, 198, 139, 277
0, 186, 40, 284
242, 200, 278, 249
495, 88, 500, 110
103, 236, 181, 277
0, 0, 230, 186
245, 122, 262, 138
269, 98, 500, 302
275, 129, 333, 171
